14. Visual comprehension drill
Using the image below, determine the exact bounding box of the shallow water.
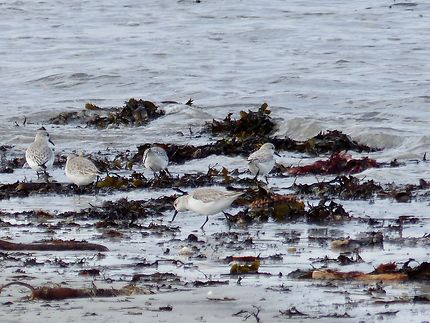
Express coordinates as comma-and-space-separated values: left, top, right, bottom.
1, 0, 430, 155
1, 0, 430, 322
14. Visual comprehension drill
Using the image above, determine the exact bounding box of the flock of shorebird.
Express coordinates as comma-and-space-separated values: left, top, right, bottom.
25, 127, 279, 228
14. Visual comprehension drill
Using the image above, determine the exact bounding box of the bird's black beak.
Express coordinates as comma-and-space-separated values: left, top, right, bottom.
275, 152, 281, 157
49, 139, 55, 146
171, 210, 178, 222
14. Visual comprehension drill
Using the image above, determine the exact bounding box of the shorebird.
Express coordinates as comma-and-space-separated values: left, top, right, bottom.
65, 153, 100, 186
25, 127, 55, 178
172, 187, 243, 229
247, 143, 279, 183
142, 146, 170, 177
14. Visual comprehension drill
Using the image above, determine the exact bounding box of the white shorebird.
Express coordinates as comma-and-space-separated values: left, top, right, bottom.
247, 143, 279, 183
65, 153, 100, 186
25, 127, 55, 178
142, 146, 170, 176
172, 187, 243, 229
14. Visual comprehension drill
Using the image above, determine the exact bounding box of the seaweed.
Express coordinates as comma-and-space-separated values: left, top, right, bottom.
0, 239, 108, 252
134, 140, 255, 164
250, 194, 305, 221
206, 105, 376, 155
288, 151, 378, 175
292, 175, 383, 199
273, 130, 378, 155
230, 260, 261, 274
403, 260, 430, 280
207, 103, 275, 139
50, 98, 164, 128
131, 272, 181, 285
134, 134, 378, 166
306, 200, 351, 223
331, 232, 384, 250
0, 282, 145, 300
307, 261, 430, 281
292, 130, 377, 155
82, 197, 173, 226
205, 103, 377, 154
0, 169, 239, 200
0, 181, 68, 200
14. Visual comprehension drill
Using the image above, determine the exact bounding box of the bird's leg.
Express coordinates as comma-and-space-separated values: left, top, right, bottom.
94, 176, 100, 194
253, 168, 260, 182
77, 185, 83, 195
200, 215, 209, 229
159, 169, 169, 179
171, 210, 178, 222
41, 169, 51, 184
150, 167, 158, 180
223, 211, 231, 221
38, 162, 49, 183
223, 212, 234, 229
265, 176, 269, 185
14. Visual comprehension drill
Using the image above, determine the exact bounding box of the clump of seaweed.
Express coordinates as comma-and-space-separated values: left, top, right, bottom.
0, 239, 108, 252
292, 260, 430, 282
61, 195, 176, 228
0, 182, 66, 200
205, 103, 377, 155
331, 231, 384, 250
250, 194, 305, 221
306, 200, 351, 223
230, 260, 261, 274
0, 281, 146, 301
290, 130, 377, 155
50, 98, 164, 128
134, 139, 266, 164
288, 152, 378, 175
134, 133, 376, 165
0, 166, 243, 200
59, 198, 144, 228
293, 175, 383, 199
207, 103, 275, 139
135, 129, 378, 167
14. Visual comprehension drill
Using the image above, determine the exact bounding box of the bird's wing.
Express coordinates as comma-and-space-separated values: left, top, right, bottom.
193, 188, 241, 202
72, 158, 100, 175
26, 145, 53, 166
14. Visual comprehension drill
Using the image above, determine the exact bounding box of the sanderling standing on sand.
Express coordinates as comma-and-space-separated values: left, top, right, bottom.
247, 143, 279, 183
25, 127, 55, 178
172, 187, 243, 229
143, 146, 170, 176
65, 153, 100, 186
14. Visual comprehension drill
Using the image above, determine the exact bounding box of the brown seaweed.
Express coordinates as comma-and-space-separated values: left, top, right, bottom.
331, 231, 384, 250
207, 103, 275, 139
250, 194, 306, 221
205, 105, 376, 154
308, 260, 430, 281
292, 175, 383, 199
135, 132, 378, 165
230, 260, 261, 274
50, 98, 164, 128
0, 282, 143, 300
288, 151, 378, 175
306, 200, 351, 223
0, 239, 109, 252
